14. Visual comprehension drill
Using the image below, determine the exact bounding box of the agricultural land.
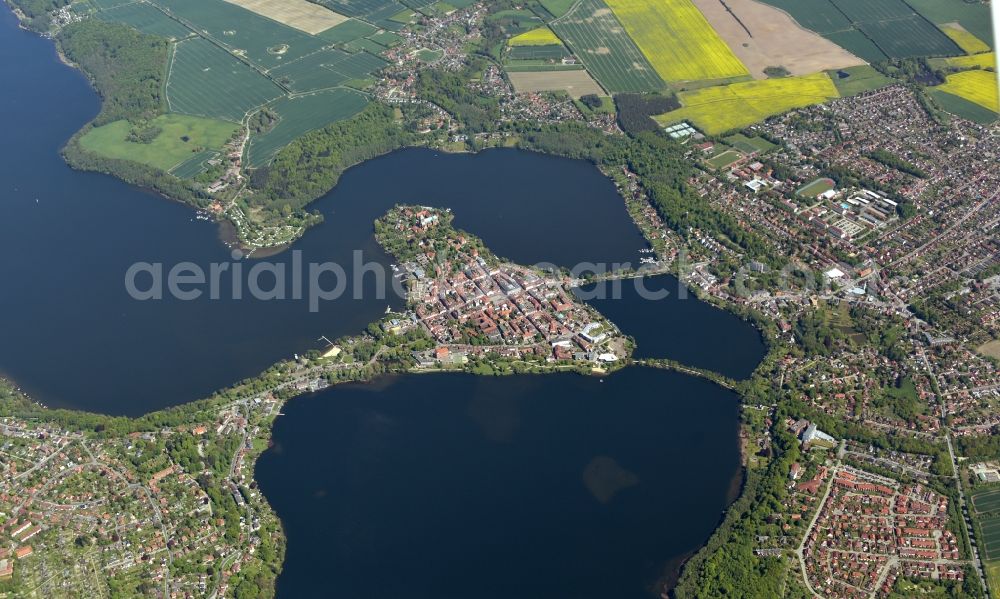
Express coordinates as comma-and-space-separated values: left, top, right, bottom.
690, 0, 864, 79
937, 69, 1000, 113
603, 0, 748, 83
655, 72, 841, 134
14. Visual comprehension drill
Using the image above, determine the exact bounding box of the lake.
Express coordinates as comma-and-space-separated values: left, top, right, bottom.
1, 3, 765, 597
255, 368, 742, 599
0, 5, 651, 415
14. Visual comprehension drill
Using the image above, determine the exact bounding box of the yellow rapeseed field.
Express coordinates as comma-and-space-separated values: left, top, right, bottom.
655, 72, 840, 134
509, 27, 562, 46
939, 52, 996, 70
938, 70, 1000, 112
940, 24, 992, 55
603, 0, 748, 82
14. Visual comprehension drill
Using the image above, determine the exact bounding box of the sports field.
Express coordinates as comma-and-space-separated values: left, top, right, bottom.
221, 0, 348, 35
705, 149, 743, 170
940, 23, 992, 55
724, 133, 777, 154
79, 114, 237, 171
797, 177, 836, 198
656, 72, 839, 134
604, 0, 748, 83
550, 0, 664, 93
509, 27, 561, 46
246, 89, 370, 167
95, 2, 194, 39
937, 70, 1000, 113
167, 38, 284, 122
973, 489, 1000, 515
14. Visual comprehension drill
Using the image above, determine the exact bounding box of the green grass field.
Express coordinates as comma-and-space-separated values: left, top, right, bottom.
980, 518, 1000, 560
656, 73, 840, 135
550, 0, 664, 93
247, 89, 370, 167
797, 177, 836, 198
705, 149, 743, 170
80, 114, 237, 172
167, 38, 284, 122
973, 489, 1000, 515
723, 134, 777, 154
987, 560, 1000, 597
829, 65, 893, 96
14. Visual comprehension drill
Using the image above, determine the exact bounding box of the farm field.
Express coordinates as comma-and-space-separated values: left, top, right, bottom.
170, 149, 220, 179
759, 0, 963, 60
604, 0, 748, 83
656, 73, 839, 134
540, 0, 575, 18
756, 0, 850, 35
270, 49, 387, 92
973, 488, 1000, 515
691, 0, 863, 79
318, 18, 379, 43
507, 69, 604, 98
508, 44, 568, 60
95, 2, 194, 39
246, 89, 370, 167
931, 52, 996, 71
856, 15, 960, 59
988, 561, 1000, 598
940, 23, 991, 55
315, 0, 408, 29
931, 89, 999, 124
979, 518, 1000, 560
221, 0, 348, 35
829, 65, 893, 96
509, 27, 561, 46
167, 38, 284, 122
937, 70, 1000, 113
148, 0, 328, 68
79, 114, 237, 171
906, 0, 995, 51
550, 0, 664, 93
